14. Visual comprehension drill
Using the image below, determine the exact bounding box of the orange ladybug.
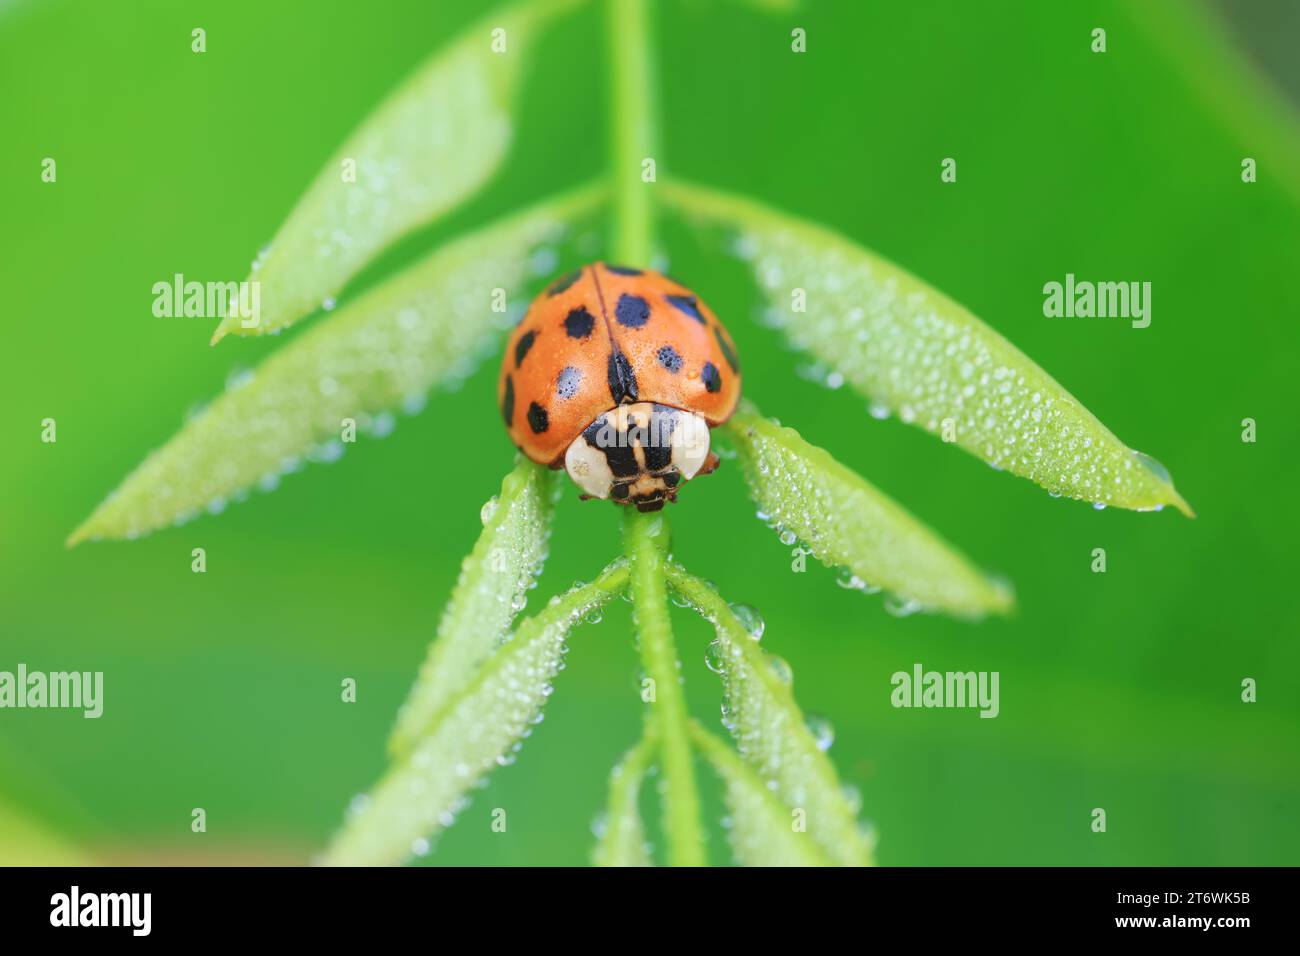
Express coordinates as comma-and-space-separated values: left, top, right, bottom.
499, 263, 742, 512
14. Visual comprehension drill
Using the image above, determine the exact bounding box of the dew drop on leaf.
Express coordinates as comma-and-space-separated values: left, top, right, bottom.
883, 594, 923, 618
705, 640, 726, 674
806, 713, 834, 752
768, 655, 793, 685
729, 603, 765, 640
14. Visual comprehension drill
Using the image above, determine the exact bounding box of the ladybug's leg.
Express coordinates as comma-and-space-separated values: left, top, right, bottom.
694, 451, 721, 478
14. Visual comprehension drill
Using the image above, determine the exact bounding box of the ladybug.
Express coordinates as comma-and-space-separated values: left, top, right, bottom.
499, 262, 742, 512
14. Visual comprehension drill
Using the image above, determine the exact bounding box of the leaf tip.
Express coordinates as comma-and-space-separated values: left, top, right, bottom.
988, 578, 1016, 615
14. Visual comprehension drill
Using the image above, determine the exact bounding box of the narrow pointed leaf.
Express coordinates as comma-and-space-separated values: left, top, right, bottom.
689, 723, 831, 867
725, 402, 1013, 618
388, 459, 558, 758
665, 565, 874, 866
69, 185, 602, 546
324, 563, 629, 866
592, 735, 655, 867
663, 179, 1192, 516
213, 0, 583, 341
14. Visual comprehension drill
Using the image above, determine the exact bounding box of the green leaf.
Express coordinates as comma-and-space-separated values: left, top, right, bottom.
591, 734, 655, 867
689, 722, 831, 867
388, 459, 559, 758
212, 0, 585, 342
68, 184, 602, 546
724, 402, 1013, 618
662, 179, 1193, 516
664, 565, 874, 866
324, 562, 629, 867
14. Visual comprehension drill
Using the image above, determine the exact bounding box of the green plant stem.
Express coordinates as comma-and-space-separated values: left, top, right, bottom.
606, 0, 656, 266
623, 509, 705, 866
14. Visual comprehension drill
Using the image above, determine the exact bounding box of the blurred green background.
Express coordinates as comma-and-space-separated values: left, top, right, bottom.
2, 0, 1297, 865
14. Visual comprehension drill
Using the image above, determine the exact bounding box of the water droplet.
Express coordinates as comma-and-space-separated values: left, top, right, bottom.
584, 607, 603, 625
1132, 450, 1171, 484
410, 837, 431, 858
778, 529, 797, 547
1092, 502, 1107, 511
836, 568, 880, 593
869, 401, 891, 421
884, 594, 923, 618
224, 366, 254, 391
858, 820, 878, 851
841, 784, 863, 814
321, 296, 337, 312
480, 496, 500, 525
768, 655, 793, 684
729, 603, 765, 640
308, 440, 344, 464
530, 247, 559, 276
705, 640, 726, 674
590, 812, 609, 839
370, 411, 396, 438
806, 713, 834, 751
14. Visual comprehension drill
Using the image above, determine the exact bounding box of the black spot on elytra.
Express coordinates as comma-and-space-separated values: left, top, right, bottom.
713, 326, 739, 372
501, 376, 514, 426
515, 329, 537, 367
657, 345, 682, 373
666, 294, 705, 324
611, 483, 630, 500
663, 472, 680, 488
527, 402, 549, 434
565, 306, 595, 339
607, 349, 639, 404
615, 293, 650, 328
556, 366, 582, 399
548, 270, 580, 296
702, 361, 722, 393
605, 264, 642, 276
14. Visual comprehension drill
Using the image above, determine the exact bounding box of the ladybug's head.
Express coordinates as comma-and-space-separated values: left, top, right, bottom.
563, 402, 716, 512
